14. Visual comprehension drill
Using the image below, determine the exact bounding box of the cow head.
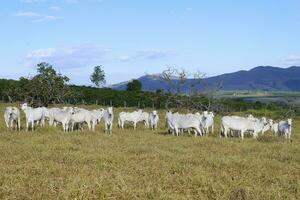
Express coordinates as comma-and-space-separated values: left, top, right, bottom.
20, 103, 28, 111
152, 110, 158, 117
107, 107, 113, 117
288, 119, 292, 126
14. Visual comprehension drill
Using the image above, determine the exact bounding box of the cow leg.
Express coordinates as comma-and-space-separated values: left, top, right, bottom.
71, 122, 74, 132
42, 118, 45, 127
10, 119, 14, 130
92, 121, 95, 131
285, 131, 288, 140
18, 118, 21, 131
224, 128, 228, 138
253, 131, 258, 138
62, 123, 66, 132
87, 121, 91, 131
195, 127, 201, 137
104, 123, 108, 133
241, 131, 244, 140
109, 124, 112, 135
175, 127, 179, 136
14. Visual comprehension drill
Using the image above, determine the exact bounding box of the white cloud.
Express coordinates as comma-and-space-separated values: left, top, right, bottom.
283, 55, 300, 65
14, 11, 40, 17
26, 43, 108, 69
20, 0, 45, 3
26, 48, 56, 59
21, 0, 102, 4
137, 49, 171, 60
63, 0, 79, 3
14, 11, 61, 23
49, 6, 61, 11
119, 55, 130, 61
32, 15, 61, 23
120, 49, 173, 62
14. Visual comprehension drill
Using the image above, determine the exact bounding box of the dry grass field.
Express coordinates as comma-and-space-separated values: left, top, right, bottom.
0, 103, 299, 199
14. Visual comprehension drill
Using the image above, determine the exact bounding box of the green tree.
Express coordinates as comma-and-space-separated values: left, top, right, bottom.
90, 65, 105, 87
126, 79, 142, 92
7, 62, 71, 106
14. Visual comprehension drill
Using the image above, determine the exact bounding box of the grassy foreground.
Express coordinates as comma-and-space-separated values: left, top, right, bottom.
0, 103, 299, 199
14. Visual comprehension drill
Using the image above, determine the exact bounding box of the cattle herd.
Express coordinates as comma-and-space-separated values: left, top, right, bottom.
3, 103, 293, 140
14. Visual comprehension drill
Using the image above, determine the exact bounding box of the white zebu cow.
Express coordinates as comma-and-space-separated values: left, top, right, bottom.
246, 116, 270, 135
149, 110, 159, 130
21, 103, 45, 131
118, 110, 144, 129
221, 116, 270, 139
4, 107, 21, 130
103, 107, 114, 134
42, 107, 50, 120
165, 111, 175, 134
70, 108, 96, 131
278, 119, 292, 140
139, 110, 150, 128
165, 111, 202, 137
43, 107, 62, 125
91, 108, 105, 124
49, 108, 73, 132
200, 111, 214, 134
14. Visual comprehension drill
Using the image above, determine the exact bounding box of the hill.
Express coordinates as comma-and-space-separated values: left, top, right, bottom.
111, 66, 300, 92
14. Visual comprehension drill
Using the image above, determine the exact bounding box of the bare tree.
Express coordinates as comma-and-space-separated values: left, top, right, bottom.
160, 66, 222, 112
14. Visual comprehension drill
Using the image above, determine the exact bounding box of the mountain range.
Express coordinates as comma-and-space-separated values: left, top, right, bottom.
110, 66, 300, 92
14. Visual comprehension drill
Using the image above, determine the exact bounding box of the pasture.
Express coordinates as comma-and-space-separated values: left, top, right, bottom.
0, 103, 299, 199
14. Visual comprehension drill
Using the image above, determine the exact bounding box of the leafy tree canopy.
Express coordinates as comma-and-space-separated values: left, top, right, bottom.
127, 79, 142, 92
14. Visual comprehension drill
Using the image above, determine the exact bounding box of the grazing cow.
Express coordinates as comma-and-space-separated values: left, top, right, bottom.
278, 119, 292, 140
165, 111, 202, 137
20, 103, 45, 131
70, 109, 96, 131
49, 108, 73, 132
4, 107, 21, 130
43, 107, 64, 126
103, 107, 114, 134
221, 116, 270, 139
149, 110, 159, 130
118, 110, 145, 129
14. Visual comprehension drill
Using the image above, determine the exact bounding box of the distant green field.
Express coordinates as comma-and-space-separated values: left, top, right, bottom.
216, 90, 300, 105
216, 90, 300, 97
0, 103, 299, 199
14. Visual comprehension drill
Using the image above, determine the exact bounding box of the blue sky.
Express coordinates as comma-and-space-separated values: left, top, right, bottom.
1, 0, 300, 85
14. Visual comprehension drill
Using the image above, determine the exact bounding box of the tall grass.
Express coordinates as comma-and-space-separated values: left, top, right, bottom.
0, 103, 299, 199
